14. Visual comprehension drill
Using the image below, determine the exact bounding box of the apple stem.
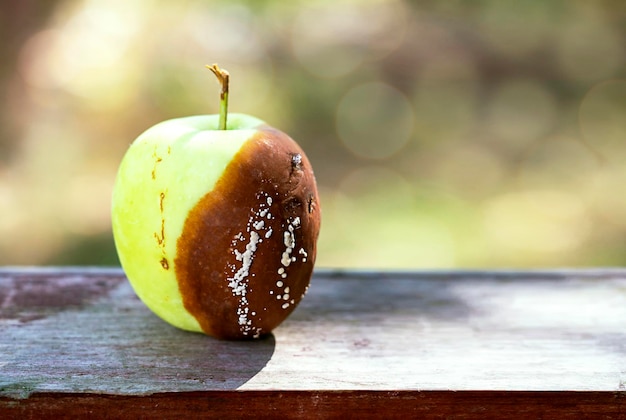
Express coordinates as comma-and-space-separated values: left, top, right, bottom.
206, 64, 230, 130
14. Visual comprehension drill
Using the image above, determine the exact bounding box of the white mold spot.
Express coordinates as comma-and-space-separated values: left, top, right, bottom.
299, 248, 308, 263
280, 217, 301, 268
284, 230, 295, 249
227, 190, 279, 336
281, 251, 292, 267
228, 230, 259, 296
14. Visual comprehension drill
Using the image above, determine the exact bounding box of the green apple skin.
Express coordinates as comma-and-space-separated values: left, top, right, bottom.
111, 113, 320, 339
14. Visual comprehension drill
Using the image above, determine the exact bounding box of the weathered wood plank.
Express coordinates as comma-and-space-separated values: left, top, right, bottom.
1, 268, 625, 418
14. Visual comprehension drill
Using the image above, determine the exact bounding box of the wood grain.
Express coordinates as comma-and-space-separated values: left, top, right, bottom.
1, 267, 625, 418
2, 391, 625, 420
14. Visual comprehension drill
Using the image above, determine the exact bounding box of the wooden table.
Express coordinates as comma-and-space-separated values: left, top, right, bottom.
1, 267, 625, 419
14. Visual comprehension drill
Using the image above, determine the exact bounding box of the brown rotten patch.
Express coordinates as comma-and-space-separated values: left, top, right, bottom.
174, 127, 321, 339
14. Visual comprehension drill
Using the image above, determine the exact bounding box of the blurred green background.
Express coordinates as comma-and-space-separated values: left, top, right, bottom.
0, 0, 625, 268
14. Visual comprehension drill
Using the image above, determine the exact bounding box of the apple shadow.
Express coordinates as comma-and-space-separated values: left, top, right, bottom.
87, 286, 278, 393
1, 275, 275, 396
107, 315, 277, 392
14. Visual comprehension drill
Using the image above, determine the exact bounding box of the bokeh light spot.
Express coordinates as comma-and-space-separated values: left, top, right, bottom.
336, 82, 414, 160
515, 133, 601, 190
290, 0, 407, 78
579, 80, 626, 160
186, 4, 265, 63
484, 190, 591, 255
583, 165, 626, 230
431, 144, 505, 198
318, 166, 455, 268
484, 79, 557, 149
476, 0, 554, 57
413, 80, 480, 145
555, 13, 623, 82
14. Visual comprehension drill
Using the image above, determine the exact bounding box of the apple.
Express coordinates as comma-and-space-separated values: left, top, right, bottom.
111, 64, 321, 339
